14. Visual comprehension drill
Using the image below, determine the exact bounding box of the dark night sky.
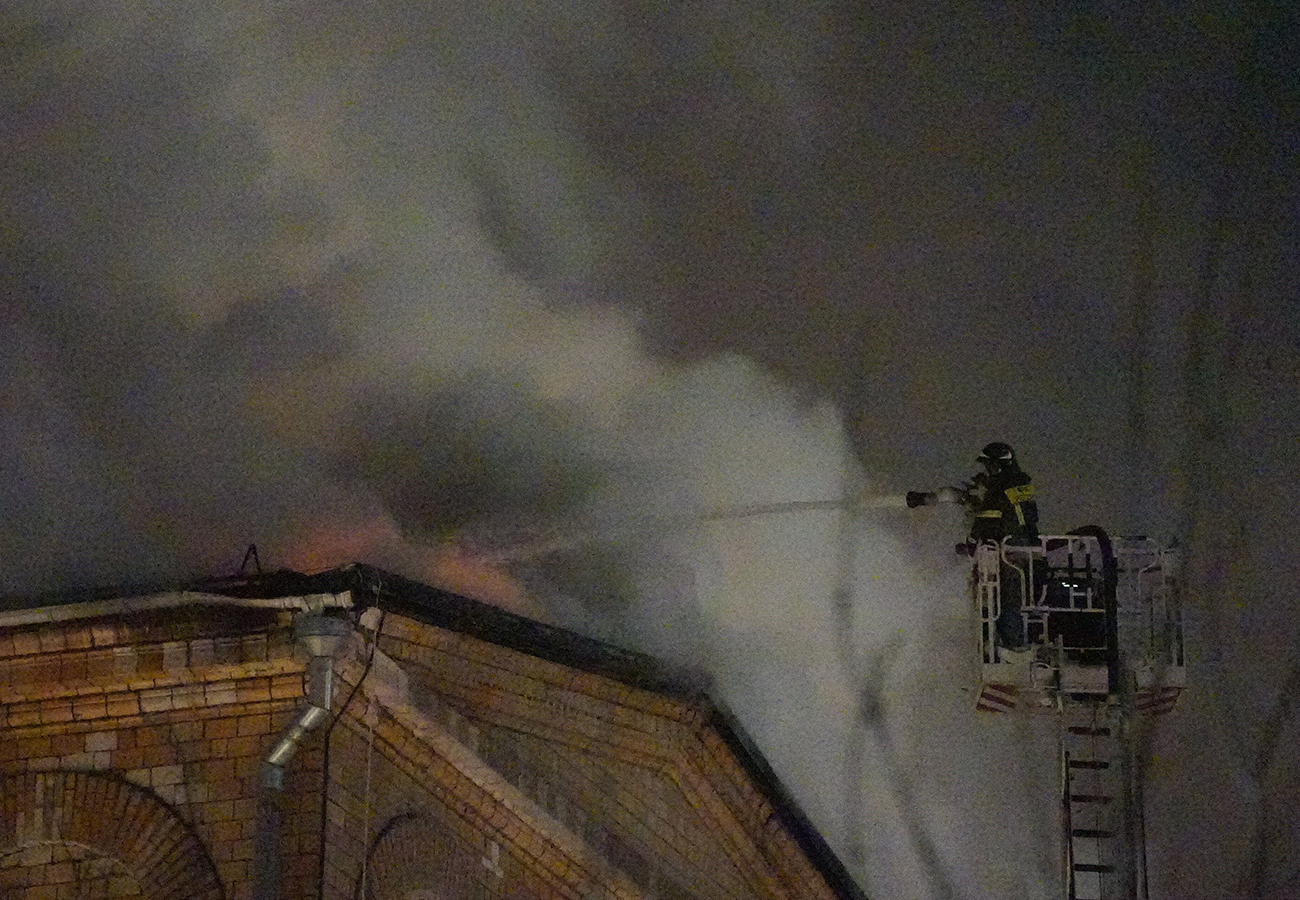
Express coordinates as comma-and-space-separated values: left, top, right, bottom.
2, 2, 1298, 898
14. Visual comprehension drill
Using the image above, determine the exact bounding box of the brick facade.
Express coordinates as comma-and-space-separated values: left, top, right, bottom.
0, 574, 863, 900
0, 601, 325, 900
0, 770, 223, 899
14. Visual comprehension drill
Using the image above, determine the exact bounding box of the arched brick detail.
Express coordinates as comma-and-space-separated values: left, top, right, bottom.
355, 812, 482, 900
0, 771, 224, 900
0, 840, 146, 897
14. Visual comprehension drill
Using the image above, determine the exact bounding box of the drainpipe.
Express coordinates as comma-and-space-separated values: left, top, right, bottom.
254, 612, 352, 900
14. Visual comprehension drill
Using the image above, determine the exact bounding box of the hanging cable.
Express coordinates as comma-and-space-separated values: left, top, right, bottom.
317, 575, 387, 900
359, 696, 377, 899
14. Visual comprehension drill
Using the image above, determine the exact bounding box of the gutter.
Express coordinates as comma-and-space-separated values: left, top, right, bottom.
254, 612, 352, 900
0, 590, 353, 628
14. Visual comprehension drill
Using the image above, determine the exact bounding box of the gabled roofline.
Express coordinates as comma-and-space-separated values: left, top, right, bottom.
300, 565, 868, 900
2, 562, 867, 900
322, 564, 711, 701
705, 702, 868, 900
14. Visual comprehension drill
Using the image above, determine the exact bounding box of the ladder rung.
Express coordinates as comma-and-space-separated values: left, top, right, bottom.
1069, 759, 1110, 769
1068, 726, 1111, 736
1073, 864, 1115, 873
1070, 794, 1112, 804
1071, 828, 1112, 838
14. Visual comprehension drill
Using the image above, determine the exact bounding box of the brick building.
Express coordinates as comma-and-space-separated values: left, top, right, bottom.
0, 564, 864, 900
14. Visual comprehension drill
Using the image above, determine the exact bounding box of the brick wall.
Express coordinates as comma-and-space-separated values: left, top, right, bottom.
0, 770, 223, 899
352, 611, 844, 900
0, 597, 855, 900
321, 662, 649, 900
324, 711, 564, 900
0, 607, 320, 900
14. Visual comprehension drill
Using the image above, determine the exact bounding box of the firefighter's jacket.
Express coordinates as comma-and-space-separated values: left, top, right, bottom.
968, 468, 1039, 543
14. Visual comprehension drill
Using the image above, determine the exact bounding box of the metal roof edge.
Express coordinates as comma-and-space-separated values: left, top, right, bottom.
327, 564, 710, 702
0, 590, 352, 629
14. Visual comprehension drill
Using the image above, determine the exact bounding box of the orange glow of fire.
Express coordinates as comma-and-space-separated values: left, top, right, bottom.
280, 515, 399, 575
282, 515, 542, 618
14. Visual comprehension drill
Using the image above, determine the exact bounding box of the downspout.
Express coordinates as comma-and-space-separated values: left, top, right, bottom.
254, 612, 352, 900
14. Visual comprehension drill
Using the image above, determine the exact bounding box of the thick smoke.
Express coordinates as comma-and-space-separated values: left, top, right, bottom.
4, 3, 1298, 899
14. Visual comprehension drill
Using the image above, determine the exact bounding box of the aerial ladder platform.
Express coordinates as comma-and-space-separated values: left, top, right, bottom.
970, 533, 1184, 900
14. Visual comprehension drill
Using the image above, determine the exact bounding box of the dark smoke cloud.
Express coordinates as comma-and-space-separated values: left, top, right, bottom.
336, 373, 656, 607
2, 2, 1298, 898
343, 374, 608, 541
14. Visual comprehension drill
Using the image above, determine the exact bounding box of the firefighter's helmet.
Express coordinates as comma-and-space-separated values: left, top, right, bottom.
977, 442, 1017, 474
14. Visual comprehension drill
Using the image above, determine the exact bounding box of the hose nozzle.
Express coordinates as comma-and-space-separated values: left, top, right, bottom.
906, 491, 935, 508
907, 486, 968, 508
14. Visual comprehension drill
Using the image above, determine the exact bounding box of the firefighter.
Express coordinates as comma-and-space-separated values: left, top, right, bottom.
963, 441, 1039, 548
962, 442, 1039, 651
906, 443, 1042, 651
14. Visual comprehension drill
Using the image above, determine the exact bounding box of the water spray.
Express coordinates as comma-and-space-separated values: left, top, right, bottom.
474, 491, 919, 564
904, 486, 971, 508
